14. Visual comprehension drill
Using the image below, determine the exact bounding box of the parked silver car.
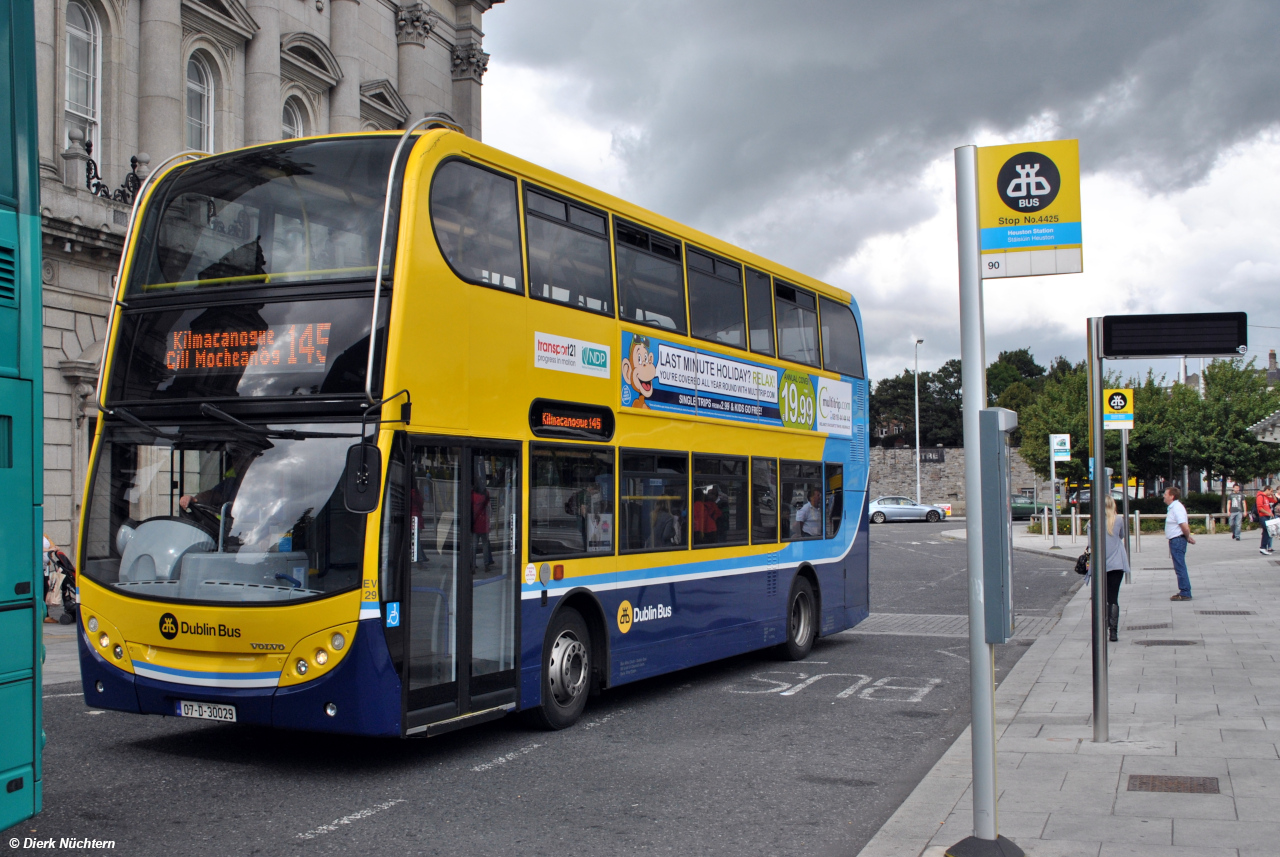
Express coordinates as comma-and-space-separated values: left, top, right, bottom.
868, 496, 948, 524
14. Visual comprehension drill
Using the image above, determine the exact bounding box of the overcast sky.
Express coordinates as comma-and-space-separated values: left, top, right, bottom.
481, 1, 1280, 384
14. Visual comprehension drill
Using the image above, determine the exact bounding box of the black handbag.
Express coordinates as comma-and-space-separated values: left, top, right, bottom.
1074, 545, 1090, 576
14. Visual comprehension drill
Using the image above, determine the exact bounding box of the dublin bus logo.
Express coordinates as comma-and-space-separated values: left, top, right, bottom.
159, 613, 178, 640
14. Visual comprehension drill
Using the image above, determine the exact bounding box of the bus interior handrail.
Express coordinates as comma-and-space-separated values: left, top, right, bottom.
97, 149, 208, 407
365, 116, 457, 405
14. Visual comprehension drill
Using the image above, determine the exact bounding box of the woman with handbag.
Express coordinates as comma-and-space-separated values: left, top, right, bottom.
1085, 495, 1131, 642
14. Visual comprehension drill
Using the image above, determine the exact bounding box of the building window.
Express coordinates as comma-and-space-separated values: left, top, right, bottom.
282, 98, 306, 139
64, 0, 100, 154
185, 56, 214, 152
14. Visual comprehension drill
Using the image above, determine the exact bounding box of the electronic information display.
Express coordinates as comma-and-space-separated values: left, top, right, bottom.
164, 323, 331, 374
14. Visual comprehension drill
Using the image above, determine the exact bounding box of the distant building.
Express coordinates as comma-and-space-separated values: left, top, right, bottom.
36, 0, 501, 553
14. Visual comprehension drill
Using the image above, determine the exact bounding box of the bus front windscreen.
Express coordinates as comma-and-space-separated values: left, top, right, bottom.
126, 137, 400, 293
82, 423, 366, 604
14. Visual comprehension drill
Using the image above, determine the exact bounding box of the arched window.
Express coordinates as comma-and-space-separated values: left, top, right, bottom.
185, 55, 214, 152
65, 0, 101, 154
282, 98, 305, 139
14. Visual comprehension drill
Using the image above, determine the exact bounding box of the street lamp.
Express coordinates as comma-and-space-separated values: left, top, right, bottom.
914, 338, 924, 505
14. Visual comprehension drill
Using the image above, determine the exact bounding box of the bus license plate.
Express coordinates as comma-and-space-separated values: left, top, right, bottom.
177, 700, 237, 722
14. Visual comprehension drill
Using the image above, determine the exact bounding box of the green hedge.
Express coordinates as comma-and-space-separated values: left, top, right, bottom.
1128, 492, 1223, 515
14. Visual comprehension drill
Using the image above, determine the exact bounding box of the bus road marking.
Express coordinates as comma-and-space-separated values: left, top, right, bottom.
724, 671, 941, 702
43, 692, 83, 699
296, 798, 405, 840
581, 708, 631, 729
471, 743, 542, 772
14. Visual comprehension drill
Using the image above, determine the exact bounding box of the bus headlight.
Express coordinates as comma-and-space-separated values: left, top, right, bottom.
99, 633, 110, 649
324, 703, 337, 717
331, 633, 345, 651
296, 658, 308, 675
88, 617, 99, 633
113, 645, 123, 660
314, 649, 329, 666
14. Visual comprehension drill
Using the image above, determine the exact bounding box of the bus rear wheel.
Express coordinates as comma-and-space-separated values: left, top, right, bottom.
530, 607, 591, 730
780, 576, 816, 661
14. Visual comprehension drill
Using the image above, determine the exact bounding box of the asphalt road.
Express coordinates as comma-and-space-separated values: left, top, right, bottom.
5, 522, 1081, 857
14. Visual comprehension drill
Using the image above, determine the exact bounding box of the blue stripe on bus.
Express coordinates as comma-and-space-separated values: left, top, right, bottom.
131, 662, 282, 681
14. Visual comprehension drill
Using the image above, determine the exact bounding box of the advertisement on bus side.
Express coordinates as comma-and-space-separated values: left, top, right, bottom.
618, 330, 852, 436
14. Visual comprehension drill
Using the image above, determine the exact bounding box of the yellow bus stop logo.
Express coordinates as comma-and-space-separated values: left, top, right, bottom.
1103, 388, 1134, 430
617, 600, 633, 634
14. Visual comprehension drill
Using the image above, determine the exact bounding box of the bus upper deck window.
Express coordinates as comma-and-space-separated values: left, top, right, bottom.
614, 219, 687, 335
819, 298, 864, 378
745, 268, 775, 357
687, 249, 745, 349
775, 281, 819, 367
525, 186, 613, 316
431, 160, 524, 293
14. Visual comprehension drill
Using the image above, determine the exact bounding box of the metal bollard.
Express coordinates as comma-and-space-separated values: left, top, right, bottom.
1133, 512, 1141, 553
1071, 507, 1078, 543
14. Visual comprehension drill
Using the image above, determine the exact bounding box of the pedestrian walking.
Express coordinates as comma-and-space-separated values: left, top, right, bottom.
1165, 487, 1195, 601
1086, 495, 1131, 641
1256, 485, 1275, 556
1228, 482, 1246, 541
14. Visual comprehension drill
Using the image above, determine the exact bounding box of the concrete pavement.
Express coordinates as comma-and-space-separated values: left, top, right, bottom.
858, 527, 1280, 856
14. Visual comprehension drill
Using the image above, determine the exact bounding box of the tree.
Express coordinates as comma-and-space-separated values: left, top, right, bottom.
1016, 361, 1088, 481
1197, 358, 1280, 493
987, 348, 1046, 403
869, 358, 963, 448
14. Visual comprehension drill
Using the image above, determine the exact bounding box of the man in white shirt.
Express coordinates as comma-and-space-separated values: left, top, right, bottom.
1165, 487, 1195, 601
795, 489, 823, 538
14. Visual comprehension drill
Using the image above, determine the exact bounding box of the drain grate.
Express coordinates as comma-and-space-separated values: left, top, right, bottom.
1126, 623, 1170, 631
1127, 774, 1219, 794
1195, 610, 1254, 616
1133, 639, 1201, 647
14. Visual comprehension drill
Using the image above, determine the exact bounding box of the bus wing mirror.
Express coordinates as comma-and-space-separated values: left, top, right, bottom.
344, 443, 382, 514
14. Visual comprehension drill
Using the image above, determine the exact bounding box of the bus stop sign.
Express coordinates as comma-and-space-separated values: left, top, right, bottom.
1101, 312, 1247, 359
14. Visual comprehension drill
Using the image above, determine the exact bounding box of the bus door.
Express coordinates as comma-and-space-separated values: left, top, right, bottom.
402, 440, 520, 733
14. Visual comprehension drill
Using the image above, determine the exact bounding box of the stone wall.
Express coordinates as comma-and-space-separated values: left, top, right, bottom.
868, 447, 1040, 515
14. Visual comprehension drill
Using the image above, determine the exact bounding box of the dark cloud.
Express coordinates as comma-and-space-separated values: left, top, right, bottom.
486, 1, 1280, 274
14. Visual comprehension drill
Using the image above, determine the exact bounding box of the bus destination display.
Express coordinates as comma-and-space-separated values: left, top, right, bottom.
165, 323, 331, 374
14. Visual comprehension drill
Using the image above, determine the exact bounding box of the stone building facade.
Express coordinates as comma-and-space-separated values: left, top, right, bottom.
868, 447, 1040, 515
34, 0, 500, 554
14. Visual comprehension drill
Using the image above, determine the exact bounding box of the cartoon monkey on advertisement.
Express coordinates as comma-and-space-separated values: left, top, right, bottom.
621, 335, 656, 409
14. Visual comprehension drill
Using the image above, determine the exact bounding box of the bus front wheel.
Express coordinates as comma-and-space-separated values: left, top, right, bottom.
531, 607, 591, 730
781, 576, 816, 661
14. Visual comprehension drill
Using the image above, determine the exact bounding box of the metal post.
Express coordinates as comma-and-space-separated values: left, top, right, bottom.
955, 144, 1000, 843
1050, 453, 1060, 549
915, 338, 924, 504
1122, 428, 1131, 584
1087, 317, 1109, 743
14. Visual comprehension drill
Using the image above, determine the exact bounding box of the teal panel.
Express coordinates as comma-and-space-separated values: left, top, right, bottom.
0, 608, 33, 682
0, 681, 33, 772
0, 764, 35, 831
0, 377, 32, 604
0, 0, 14, 208
0, 209, 18, 376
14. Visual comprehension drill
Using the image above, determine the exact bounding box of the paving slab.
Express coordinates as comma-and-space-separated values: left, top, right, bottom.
856, 531, 1280, 857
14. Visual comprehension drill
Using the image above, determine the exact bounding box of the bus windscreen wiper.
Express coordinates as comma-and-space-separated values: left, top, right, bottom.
109, 407, 178, 438
199, 403, 360, 440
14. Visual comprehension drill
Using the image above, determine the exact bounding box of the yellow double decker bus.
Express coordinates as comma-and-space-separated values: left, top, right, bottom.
76, 121, 869, 736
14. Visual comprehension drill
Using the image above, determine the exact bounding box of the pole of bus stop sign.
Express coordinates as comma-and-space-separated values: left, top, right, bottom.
953, 145, 1005, 853
1087, 318, 1109, 742
1121, 428, 1131, 583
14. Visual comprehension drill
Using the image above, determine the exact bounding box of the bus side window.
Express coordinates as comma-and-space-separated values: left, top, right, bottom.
751, 457, 777, 544
614, 218, 687, 335
780, 460, 823, 541
745, 267, 775, 357
775, 282, 820, 367
430, 159, 524, 293
619, 450, 688, 553
525, 186, 613, 316
819, 298, 864, 378
687, 249, 746, 349
529, 444, 614, 559
692, 455, 749, 548
825, 462, 844, 538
